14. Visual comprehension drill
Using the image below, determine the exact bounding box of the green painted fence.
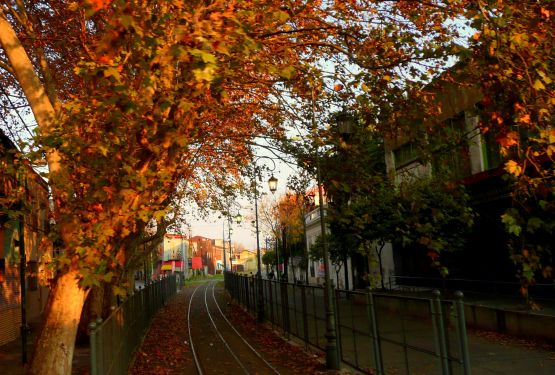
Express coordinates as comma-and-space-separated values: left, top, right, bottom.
88, 275, 177, 375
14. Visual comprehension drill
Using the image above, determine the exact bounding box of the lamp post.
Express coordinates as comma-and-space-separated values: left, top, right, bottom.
252, 156, 278, 322
310, 91, 340, 370
225, 213, 242, 272
228, 226, 233, 272
222, 220, 227, 272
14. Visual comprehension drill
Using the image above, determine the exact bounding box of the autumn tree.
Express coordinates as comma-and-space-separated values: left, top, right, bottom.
3, 0, 548, 372
0, 0, 332, 372
462, 1, 555, 293
262, 250, 276, 275
266, 193, 305, 281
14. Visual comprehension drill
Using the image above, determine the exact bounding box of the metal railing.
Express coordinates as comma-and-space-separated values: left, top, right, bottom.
391, 275, 555, 301
225, 273, 471, 375
88, 275, 177, 375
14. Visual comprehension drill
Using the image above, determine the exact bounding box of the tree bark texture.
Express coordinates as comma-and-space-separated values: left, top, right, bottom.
29, 270, 88, 375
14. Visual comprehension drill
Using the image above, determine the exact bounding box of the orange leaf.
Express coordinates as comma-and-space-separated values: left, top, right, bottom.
496, 131, 519, 147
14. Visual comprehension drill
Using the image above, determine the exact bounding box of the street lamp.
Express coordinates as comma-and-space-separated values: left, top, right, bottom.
252, 156, 278, 323
268, 174, 278, 193
310, 90, 339, 369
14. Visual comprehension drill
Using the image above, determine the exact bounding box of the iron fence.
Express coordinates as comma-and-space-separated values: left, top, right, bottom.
391, 275, 555, 301
88, 275, 177, 375
225, 273, 471, 375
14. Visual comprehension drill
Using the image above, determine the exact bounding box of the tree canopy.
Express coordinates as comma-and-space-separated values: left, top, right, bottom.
0, 0, 553, 373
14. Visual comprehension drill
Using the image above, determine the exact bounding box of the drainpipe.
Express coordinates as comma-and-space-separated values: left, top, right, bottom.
19, 177, 28, 364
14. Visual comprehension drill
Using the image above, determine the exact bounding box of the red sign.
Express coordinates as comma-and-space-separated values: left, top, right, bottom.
191, 257, 202, 269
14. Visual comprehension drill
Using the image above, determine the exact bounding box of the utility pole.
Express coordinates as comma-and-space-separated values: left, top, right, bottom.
222, 220, 227, 272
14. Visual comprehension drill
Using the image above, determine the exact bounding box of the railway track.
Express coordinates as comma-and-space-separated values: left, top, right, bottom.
187, 282, 281, 375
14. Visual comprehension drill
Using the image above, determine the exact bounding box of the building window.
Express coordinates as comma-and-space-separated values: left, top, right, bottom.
393, 142, 419, 168
482, 130, 503, 170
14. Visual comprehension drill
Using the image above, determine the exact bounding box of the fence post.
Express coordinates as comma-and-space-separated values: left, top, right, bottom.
333, 284, 342, 365
431, 290, 450, 375
89, 321, 98, 375
366, 289, 383, 375
281, 281, 290, 338
301, 284, 309, 348
455, 291, 471, 375
269, 280, 275, 326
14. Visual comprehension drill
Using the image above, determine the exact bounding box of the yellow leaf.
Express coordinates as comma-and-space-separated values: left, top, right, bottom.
193, 66, 216, 82
103, 67, 121, 82
533, 79, 546, 90
537, 70, 552, 84
504, 160, 522, 176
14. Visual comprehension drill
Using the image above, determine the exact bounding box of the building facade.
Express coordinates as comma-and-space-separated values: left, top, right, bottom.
158, 233, 188, 279
383, 75, 523, 283
0, 131, 50, 345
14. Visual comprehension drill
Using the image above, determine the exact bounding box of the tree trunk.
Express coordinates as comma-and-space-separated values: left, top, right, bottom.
29, 270, 88, 375
76, 285, 104, 345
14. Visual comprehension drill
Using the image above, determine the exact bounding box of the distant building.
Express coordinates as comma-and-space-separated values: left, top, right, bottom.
158, 233, 188, 279
189, 236, 218, 275
213, 239, 234, 273
233, 249, 258, 274
304, 204, 355, 289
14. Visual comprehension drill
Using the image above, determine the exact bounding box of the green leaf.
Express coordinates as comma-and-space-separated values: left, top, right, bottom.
190, 48, 217, 64
526, 217, 544, 233
119, 15, 134, 28
279, 66, 295, 79
501, 212, 521, 236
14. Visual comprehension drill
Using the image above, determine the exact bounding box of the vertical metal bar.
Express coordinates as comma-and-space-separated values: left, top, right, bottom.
349, 292, 359, 368
334, 288, 343, 364
285, 282, 291, 337
293, 283, 299, 336
455, 291, 471, 375
275, 279, 281, 327
264, 278, 268, 317
313, 287, 320, 348
400, 299, 410, 375
268, 280, 275, 325
367, 291, 383, 375
301, 284, 309, 349
432, 290, 450, 375
95, 317, 103, 374
240, 276, 244, 306
237, 276, 241, 304
17, 212, 28, 365
89, 322, 98, 375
